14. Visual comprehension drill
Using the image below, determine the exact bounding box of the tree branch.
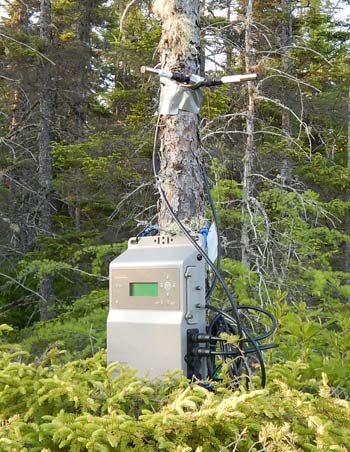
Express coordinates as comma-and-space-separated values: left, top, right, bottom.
0, 271, 48, 303
119, 0, 138, 33
0, 31, 56, 65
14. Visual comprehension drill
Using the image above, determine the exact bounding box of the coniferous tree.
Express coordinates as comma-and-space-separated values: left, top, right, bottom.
240, 0, 255, 268
37, 0, 55, 320
153, 0, 205, 233
345, 86, 350, 278
0, 0, 39, 254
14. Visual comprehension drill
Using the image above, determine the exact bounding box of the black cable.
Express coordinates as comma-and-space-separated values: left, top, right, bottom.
158, 181, 244, 337
152, 120, 271, 386
150, 77, 277, 388
236, 304, 277, 342
206, 303, 266, 387
152, 113, 239, 329
154, 132, 270, 385
199, 344, 277, 356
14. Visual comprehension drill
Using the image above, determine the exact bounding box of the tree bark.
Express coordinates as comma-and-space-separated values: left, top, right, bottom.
38, 0, 55, 320
280, 0, 293, 186
240, 0, 255, 267
7, 1, 29, 132
154, 0, 205, 233
348, 85, 350, 171
67, 0, 96, 230
75, 0, 94, 142
225, 0, 233, 69
345, 85, 350, 277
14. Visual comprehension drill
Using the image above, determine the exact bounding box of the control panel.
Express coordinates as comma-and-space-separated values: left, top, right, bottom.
110, 268, 180, 310
107, 235, 207, 379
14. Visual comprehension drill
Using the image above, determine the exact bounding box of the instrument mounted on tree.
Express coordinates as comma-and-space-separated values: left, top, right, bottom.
107, 66, 276, 388
140, 65, 257, 87
141, 66, 257, 115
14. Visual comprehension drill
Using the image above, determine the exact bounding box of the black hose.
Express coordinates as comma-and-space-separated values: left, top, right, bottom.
150, 100, 277, 388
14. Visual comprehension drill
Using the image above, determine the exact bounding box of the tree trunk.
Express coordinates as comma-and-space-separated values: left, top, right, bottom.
76, 0, 94, 142
67, 0, 96, 230
38, 0, 55, 320
345, 85, 350, 277
153, 0, 205, 233
348, 85, 350, 171
8, 1, 29, 132
280, 0, 293, 186
225, 0, 233, 69
240, 0, 255, 267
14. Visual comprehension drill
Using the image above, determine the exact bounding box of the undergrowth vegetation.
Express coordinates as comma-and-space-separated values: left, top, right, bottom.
2, 174, 349, 450
1, 278, 350, 451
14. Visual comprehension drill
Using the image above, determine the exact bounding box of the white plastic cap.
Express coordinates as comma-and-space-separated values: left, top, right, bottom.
221, 73, 257, 84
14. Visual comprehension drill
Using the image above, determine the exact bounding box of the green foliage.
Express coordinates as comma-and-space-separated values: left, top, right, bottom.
52, 133, 140, 215
0, 336, 349, 451
202, 85, 232, 119
3, 262, 348, 450
1, 241, 126, 328
271, 300, 350, 395
217, 258, 258, 304
297, 153, 350, 191
13, 289, 108, 360
0, 32, 44, 61
209, 166, 350, 304
72, 242, 127, 275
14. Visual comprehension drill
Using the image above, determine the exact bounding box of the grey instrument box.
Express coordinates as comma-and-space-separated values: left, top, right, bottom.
107, 235, 207, 379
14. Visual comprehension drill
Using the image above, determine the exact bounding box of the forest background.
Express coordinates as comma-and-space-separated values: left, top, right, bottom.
0, 0, 350, 450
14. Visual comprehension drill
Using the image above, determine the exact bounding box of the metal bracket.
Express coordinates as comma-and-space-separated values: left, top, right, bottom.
159, 77, 203, 115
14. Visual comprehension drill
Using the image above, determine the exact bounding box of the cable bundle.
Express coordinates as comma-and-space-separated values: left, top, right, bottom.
145, 82, 277, 388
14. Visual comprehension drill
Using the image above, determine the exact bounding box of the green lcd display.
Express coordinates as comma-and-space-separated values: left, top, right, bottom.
130, 282, 158, 297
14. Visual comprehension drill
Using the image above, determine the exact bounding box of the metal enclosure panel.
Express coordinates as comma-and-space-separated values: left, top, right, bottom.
107, 236, 207, 378
107, 310, 185, 378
